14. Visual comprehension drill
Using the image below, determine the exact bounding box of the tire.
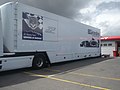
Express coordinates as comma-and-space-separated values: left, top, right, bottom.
32, 54, 46, 69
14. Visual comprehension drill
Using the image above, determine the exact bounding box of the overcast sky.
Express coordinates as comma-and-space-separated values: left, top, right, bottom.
0, 0, 120, 36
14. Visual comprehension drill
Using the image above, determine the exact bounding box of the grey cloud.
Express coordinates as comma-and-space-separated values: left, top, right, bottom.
103, 26, 120, 36
1, 0, 120, 36
99, 21, 109, 28
0, 0, 91, 19
96, 1, 120, 11
80, 15, 92, 23
21, 0, 91, 19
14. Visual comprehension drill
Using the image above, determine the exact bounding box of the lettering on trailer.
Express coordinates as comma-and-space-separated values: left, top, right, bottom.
88, 29, 100, 37
45, 26, 56, 34
22, 12, 43, 41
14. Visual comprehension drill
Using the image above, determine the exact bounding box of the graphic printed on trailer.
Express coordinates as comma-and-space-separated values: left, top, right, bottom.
22, 12, 43, 41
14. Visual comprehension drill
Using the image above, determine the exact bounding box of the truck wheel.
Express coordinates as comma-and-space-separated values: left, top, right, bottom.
32, 54, 46, 69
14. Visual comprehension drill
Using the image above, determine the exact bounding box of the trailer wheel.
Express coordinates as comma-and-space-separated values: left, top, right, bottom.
32, 54, 46, 69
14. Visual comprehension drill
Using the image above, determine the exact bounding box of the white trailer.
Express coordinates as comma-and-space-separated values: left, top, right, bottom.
0, 2, 101, 71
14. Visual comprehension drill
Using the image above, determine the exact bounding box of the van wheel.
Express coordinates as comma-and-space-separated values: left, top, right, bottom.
32, 54, 46, 69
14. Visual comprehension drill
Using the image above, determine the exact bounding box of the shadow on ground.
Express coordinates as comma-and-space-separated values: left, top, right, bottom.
0, 57, 113, 88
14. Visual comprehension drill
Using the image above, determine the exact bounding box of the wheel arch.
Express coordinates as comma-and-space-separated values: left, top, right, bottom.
32, 52, 51, 67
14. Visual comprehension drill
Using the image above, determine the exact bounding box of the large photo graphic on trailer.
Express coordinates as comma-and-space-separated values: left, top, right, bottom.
22, 12, 43, 40
80, 29, 100, 48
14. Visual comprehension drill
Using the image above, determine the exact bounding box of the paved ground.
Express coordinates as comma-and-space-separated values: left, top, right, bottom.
0, 57, 120, 90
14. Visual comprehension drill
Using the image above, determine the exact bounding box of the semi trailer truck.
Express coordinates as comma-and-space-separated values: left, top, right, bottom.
0, 2, 101, 71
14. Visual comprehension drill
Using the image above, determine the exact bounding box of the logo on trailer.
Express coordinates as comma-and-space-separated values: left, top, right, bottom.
22, 12, 43, 41
88, 29, 100, 37
28, 16, 39, 30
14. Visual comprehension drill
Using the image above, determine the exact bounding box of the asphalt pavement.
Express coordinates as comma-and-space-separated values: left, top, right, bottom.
0, 57, 120, 90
